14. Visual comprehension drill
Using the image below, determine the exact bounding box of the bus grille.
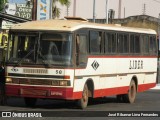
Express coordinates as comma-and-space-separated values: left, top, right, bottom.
12, 78, 52, 85
23, 69, 48, 74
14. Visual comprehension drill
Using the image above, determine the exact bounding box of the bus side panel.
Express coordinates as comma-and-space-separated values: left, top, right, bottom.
74, 57, 118, 98
74, 57, 157, 99
116, 57, 157, 91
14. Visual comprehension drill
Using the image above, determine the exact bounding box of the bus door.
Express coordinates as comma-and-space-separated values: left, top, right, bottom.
74, 33, 88, 92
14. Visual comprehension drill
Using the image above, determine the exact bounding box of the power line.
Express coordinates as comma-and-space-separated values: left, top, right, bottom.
142, 3, 146, 15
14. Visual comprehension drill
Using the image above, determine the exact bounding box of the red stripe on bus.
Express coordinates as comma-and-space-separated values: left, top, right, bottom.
72, 83, 156, 99
138, 83, 156, 92
93, 83, 156, 98
5, 83, 156, 100
94, 86, 129, 98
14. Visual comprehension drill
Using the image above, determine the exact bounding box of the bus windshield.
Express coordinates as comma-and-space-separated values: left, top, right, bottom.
8, 32, 73, 67
39, 33, 72, 66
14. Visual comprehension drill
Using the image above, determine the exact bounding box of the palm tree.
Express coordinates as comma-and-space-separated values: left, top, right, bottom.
52, 0, 70, 19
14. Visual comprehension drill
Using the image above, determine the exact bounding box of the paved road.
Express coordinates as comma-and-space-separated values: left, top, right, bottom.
1, 91, 160, 119
0, 89, 159, 111
0, 89, 160, 119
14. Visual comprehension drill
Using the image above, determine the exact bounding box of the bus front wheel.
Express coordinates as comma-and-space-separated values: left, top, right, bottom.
123, 80, 137, 103
24, 97, 37, 107
77, 84, 89, 109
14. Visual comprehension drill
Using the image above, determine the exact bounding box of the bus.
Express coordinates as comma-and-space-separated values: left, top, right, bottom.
5, 18, 158, 109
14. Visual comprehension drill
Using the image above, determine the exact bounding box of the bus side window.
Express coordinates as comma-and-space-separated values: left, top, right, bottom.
149, 36, 157, 55
130, 34, 134, 53
105, 32, 116, 54
76, 35, 87, 66
124, 34, 129, 53
135, 35, 140, 53
130, 34, 140, 54
89, 31, 101, 54
118, 34, 123, 53
142, 35, 149, 54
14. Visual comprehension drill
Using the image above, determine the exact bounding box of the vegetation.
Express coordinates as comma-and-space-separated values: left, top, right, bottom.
0, 0, 7, 12
52, 0, 70, 19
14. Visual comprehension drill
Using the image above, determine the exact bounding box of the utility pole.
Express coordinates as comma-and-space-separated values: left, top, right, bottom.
158, 13, 160, 51
118, 0, 122, 18
50, 0, 52, 19
142, 3, 146, 15
124, 7, 125, 18
66, 3, 70, 17
32, 0, 37, 20
73, 0, 76, 17
93, 0, 96, 23
106, 0, 109, 24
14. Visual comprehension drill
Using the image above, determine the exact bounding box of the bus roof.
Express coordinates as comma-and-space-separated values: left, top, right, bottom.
10, 19, 156, 34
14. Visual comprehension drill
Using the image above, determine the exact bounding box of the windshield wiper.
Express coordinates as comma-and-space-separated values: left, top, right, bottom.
14, 49, 34, 67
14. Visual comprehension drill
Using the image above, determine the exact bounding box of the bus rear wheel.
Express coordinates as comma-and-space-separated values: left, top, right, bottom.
77, 84, 89, 109
123, 80, 137, 103
24, 97, 37, 107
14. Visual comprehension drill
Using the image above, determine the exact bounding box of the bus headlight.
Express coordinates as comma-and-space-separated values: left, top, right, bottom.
51, 80, 70, 86
60, 81, 68, 86
52, 80, 59, 86
6, 78, 12, 83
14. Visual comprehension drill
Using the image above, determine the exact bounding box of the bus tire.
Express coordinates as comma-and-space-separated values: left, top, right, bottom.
77, 84, 89, 109
123, 80, 137, 103
24, 97, 37, 107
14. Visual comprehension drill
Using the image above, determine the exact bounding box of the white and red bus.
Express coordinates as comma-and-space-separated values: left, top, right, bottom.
5, 18, 158, 109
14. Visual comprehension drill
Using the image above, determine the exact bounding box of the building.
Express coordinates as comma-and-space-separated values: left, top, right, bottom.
88, 15, 160, 33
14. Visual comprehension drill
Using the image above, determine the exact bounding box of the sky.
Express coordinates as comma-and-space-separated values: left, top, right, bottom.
60, 0, 160, 19
8, 0, 26, 3
8, 0, 160, 19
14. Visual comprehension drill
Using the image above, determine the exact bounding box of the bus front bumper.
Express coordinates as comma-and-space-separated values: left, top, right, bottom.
5, 84, 82, 100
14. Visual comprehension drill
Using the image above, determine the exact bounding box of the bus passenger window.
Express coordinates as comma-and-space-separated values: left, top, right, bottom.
118, 34, 129, 53
142, 35, 149, 54
135, 35, 140, 53
76, 35, 87, 66
130, 35, 134, 53
124, 34, 129, 53
105, 33, 116, 54
149, 36, 157, 55
90, 31, 101, 54
130, 34, 140, 54
118, 34, 123, 53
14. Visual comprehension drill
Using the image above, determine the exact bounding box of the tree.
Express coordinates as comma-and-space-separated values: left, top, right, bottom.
52, 0, 70, 19
0, 0, 8, 12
